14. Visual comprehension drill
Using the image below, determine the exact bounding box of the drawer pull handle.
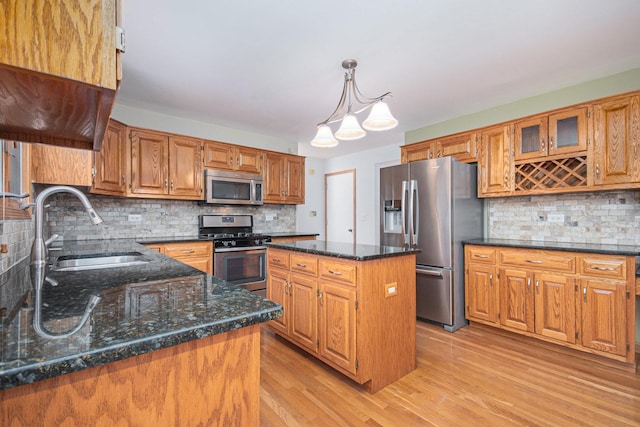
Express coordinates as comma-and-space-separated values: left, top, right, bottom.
525, 259, 542, 264
328, 269, 342, 276
182, 250, 195, 254
296, 263, 307, 268
588, 265, 615, 271
473, 254, 489, 258
273, 258, 280, 262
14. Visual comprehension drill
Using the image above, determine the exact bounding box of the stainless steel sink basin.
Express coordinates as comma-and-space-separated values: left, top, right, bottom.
52, 252, 150, 271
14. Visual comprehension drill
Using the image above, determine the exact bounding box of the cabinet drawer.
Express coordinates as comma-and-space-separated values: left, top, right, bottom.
163, 242, 211, 258
466, 246, 496, 264
579, 255, 627, 280
499, 249, 575, 273
268, 250, 290, 269
290, 254, 318, 276
319, 259, 357, 286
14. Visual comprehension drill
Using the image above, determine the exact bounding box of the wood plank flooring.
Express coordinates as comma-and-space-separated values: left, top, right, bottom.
260, 321, 640, 426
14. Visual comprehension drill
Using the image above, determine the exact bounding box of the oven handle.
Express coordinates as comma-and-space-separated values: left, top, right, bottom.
214, 246, 266, 253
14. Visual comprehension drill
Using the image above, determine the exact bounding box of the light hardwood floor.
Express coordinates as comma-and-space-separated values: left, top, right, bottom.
260, 321, 640, 426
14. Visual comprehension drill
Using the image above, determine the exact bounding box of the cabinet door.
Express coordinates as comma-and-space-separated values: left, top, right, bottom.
203, 141, 234, 170
440, 133, 477, 163
130, 129, 169, 195
168, 136, 202, 198
465, 263, 498, 324
30, 144, 92, 186
593, 95, 640, 185
401, 142, 431, 163
318, 281, 357, 375
289, 273, 318, 353
284, 155, 305, 204
235, 147, 263, 173
580, 279, 627, 357
548, 107, 588, 156
267, 268, 289, 335
263, 152, 285, 202
534, 273, 575, 344
478, 125, 511, 196
514, 116, 547, 161
93, 120, 127, 196
499, 268, 534, 332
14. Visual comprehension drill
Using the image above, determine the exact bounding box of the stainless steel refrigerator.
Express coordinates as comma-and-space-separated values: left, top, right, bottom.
380, 156, 483, 331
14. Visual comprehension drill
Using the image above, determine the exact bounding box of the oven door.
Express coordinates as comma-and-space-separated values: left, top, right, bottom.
214, 247, 266, 292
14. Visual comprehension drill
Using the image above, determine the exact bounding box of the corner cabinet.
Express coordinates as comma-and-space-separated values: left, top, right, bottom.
92, 119, 128, 196
263, 152, 305, 204
465, 245, 635, 366
267, 247, 416, 393
0, 0, 123, 150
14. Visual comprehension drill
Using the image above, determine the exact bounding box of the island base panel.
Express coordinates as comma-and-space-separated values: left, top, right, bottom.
0, 325, 260, 427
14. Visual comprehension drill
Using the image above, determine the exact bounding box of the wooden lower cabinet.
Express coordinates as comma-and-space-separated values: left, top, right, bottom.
144, 241, 213, 274
267, 248, 416, 393
465, 245, 635, 365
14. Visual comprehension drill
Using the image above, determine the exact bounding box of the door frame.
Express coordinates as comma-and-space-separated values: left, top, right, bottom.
324, 169, 356, 244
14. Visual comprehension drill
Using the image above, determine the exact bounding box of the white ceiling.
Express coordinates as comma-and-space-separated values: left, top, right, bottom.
117, 0, 640, 159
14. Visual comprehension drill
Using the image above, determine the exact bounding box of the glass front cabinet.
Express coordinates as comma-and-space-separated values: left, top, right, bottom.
514, 107, 588, 161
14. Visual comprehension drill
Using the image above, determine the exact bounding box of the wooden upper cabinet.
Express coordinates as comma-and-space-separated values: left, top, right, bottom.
401, 132, 476, 164
263, 152, 305, 204
478, 124, 512, 197
592, 95, 640, 186
31, 144, 93, 186
514, 107, 587, 161
130, 129, 169, 196
168, 136, 202, 198
203, 141, 262, 174
0, 0, 123, 150
92, 120, 127, 196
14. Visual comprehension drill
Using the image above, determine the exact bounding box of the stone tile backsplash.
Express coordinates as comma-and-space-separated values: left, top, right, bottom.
488, 190, 640, 245
0, 220, 33, 273
43, 192, 296, 241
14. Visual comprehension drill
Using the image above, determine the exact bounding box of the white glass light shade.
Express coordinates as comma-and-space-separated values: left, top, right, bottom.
362, 100, 398, 131
310, 125, 339, 147
334, 114, 366, 140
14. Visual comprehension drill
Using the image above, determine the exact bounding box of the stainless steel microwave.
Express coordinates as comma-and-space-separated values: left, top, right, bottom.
204, 169, 263, 205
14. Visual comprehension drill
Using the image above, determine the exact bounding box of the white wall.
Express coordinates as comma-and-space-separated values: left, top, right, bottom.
313, 142, 402, 245
112, 103, 297, 154
295, 157, 326, 240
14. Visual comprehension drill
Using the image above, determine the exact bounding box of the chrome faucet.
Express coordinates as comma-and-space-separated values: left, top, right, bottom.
31, 186, 104, 266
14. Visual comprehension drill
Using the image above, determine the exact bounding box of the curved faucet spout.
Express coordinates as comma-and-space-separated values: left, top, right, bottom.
31, 264, 101, 340
31, 186, 104, 266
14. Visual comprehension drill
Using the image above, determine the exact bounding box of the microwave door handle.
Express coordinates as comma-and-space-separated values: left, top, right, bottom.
401, 180, 409, 246
251, 179, 257, 203
410, 179, 419, 247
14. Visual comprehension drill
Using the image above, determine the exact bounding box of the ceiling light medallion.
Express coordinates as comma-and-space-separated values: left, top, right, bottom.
310, 59, 398, 148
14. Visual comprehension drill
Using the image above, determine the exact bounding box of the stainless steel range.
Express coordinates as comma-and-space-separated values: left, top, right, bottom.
199, 214, 271, 297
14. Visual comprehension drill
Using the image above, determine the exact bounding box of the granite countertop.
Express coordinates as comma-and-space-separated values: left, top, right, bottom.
266, 240, 420, 261
464, 238, 640, 256
137, 231, 318, 245
0, 239, 282, 391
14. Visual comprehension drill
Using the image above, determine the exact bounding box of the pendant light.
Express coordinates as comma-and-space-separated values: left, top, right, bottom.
310, 59, 398, 148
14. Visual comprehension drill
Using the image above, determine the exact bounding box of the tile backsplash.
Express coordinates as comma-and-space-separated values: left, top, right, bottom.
0, 219, 33, 273
43, 192, 296, 241
488, 190, 640, 244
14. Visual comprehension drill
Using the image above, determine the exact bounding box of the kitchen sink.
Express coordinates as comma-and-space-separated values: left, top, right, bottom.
51, 252, 150, 272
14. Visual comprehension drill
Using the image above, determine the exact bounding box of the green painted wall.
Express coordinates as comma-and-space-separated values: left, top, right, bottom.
405, 68, 640, 144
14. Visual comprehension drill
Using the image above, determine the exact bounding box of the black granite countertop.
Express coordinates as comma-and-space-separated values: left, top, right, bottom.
266, 240, 420, 261
268, 232, 319, 239
464, 238, 640, 256
137, 231, 319, 245
0, 239, 282, 391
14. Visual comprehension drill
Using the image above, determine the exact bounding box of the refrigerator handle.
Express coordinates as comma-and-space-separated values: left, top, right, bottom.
401, 180, 410, 246
410, 179, 419, 246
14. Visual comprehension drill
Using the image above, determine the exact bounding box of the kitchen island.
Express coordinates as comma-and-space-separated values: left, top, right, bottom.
266, 240, 419, 393
0, 239, 282, 426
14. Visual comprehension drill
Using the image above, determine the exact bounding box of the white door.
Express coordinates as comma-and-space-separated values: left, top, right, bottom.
325, 169, 355, 244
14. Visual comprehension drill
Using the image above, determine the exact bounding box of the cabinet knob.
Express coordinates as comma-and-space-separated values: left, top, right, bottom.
595, 164, 600, 178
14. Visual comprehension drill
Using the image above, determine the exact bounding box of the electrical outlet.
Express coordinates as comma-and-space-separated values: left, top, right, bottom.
547, 213, 564, 223
128, 214, 142, 222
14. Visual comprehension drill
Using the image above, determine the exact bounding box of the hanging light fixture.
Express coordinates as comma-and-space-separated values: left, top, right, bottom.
310, 59, 398, 148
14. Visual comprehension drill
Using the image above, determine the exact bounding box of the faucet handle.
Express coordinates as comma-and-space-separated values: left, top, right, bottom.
45, 234, 60, 247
